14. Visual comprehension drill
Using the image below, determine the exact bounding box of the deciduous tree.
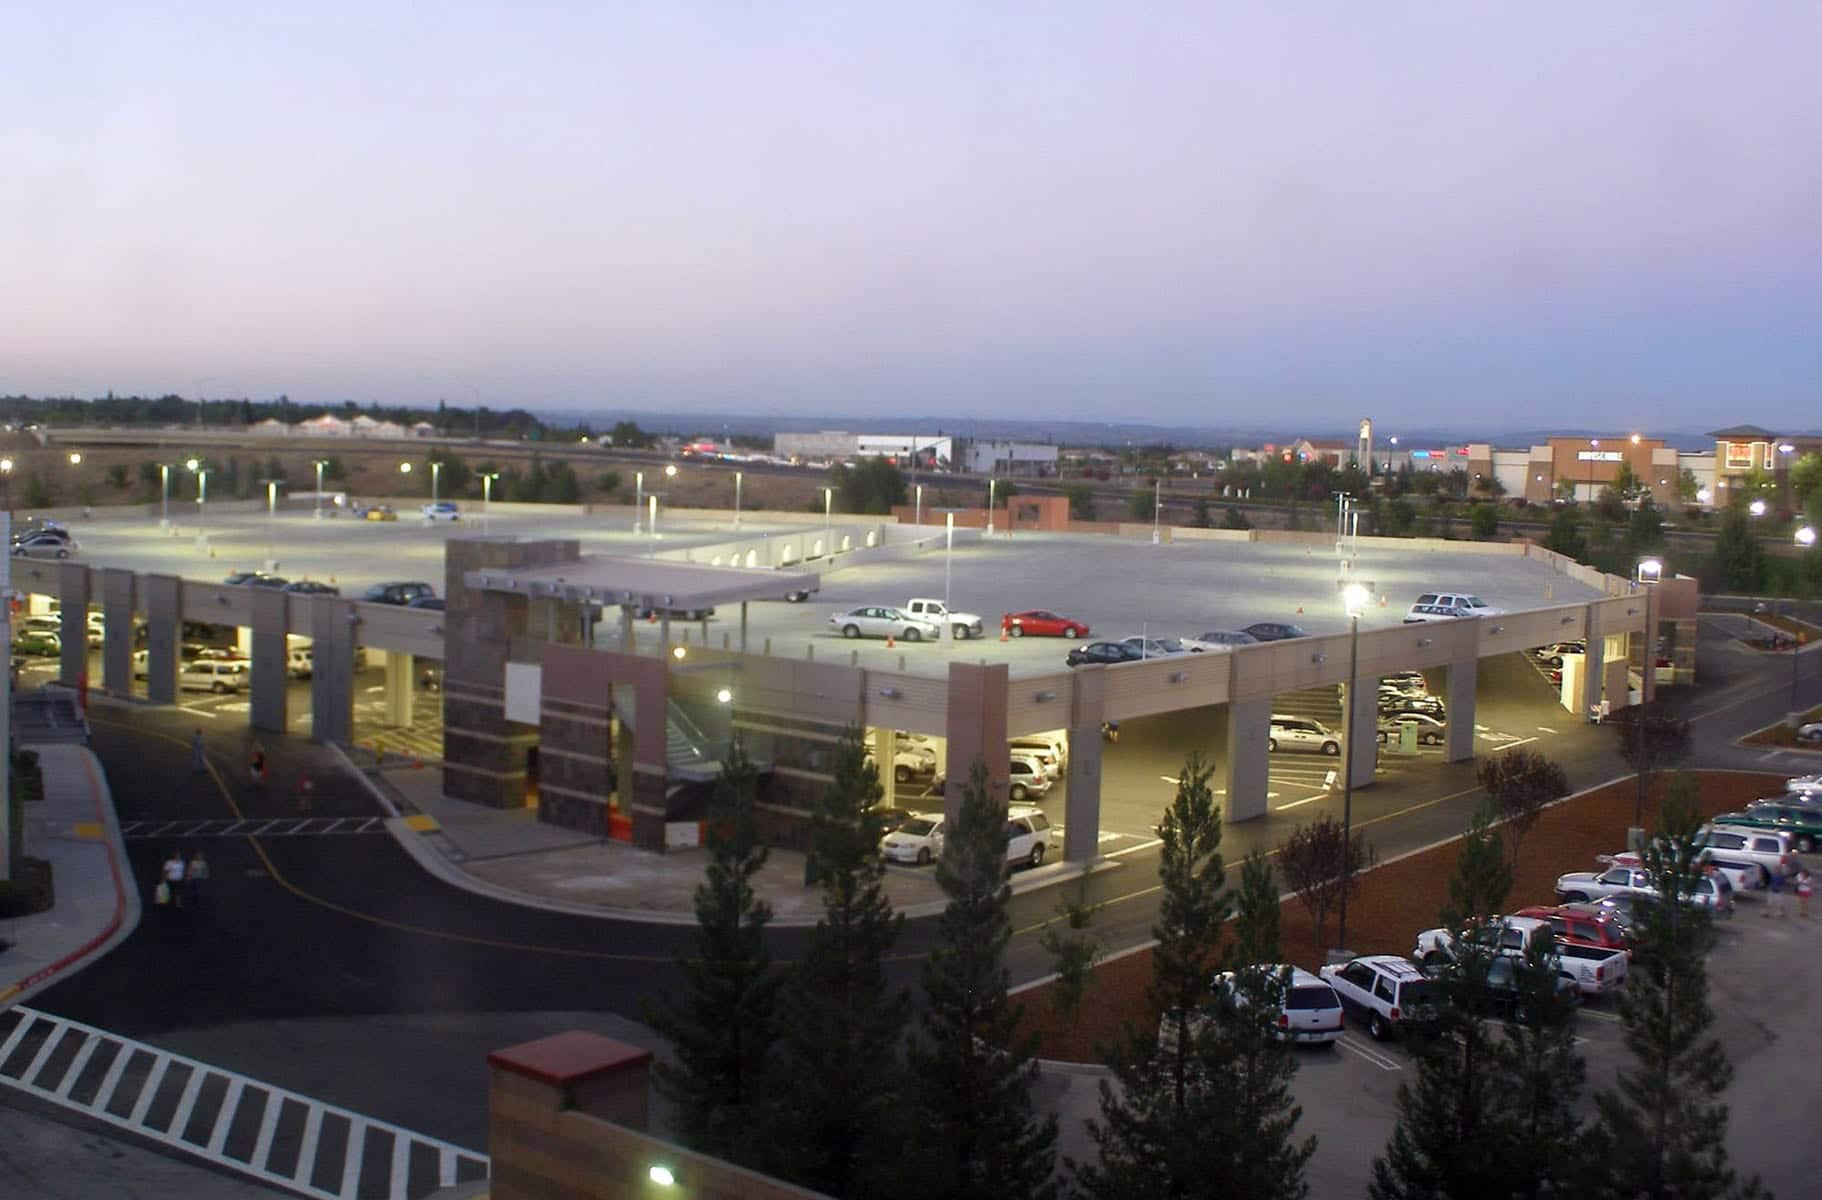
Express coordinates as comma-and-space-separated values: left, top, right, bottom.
1477, 748, 1568, 872
1612, 705, 1693, 829
1278, 815, 1370, 950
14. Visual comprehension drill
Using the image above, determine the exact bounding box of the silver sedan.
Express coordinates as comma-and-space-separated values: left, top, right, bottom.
828, 606, 942, 642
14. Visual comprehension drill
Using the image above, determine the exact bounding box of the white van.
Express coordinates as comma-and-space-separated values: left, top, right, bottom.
1404, 593, 1504, 623
179, 660, 249, 694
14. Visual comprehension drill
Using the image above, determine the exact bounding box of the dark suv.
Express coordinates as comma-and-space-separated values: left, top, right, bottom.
361, 582, 436, 606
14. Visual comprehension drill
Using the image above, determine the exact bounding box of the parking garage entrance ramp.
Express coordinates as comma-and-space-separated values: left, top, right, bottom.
463, 552, 822, 616
0, 1006, 489, 1200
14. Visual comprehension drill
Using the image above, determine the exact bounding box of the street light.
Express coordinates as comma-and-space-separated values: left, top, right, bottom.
733, 470, 743, 530
0, 457, 12, 516
1335, 581, 1371, 955
1798, 526, 1818, 548
312, 459, 328, 520
987, 478, 997, 536
944, 511, 955, 642
482, 471, 499, 530
430, 460, 442, 505
67, 452, 82, 466
187, 458, 210, 546
1750, 498, 1768, 517
824, 485, 833, 539
633, 470, 644, 531
1152, 477, 1161, 544
1587, 438, 1599, 502
914, 483, 924, 528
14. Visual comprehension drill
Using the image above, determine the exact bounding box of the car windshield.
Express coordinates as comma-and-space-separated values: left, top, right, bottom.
898, 818, 938, 837
1465, 596, 1490, 608
1287, 986, 1340, 1010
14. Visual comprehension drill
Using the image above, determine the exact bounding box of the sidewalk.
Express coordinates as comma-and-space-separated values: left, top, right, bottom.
353, 754, 981, 926
0, 744, 138, 1007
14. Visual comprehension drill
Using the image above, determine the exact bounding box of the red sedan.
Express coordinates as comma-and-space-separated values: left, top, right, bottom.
1002, 610, 1090, 639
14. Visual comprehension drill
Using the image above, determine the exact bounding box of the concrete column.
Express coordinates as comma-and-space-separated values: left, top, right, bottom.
309, 598, 356, 744
384, 650, 415, 727
141, 573, 181, 705
876, 727, 897, 810
619, 605, 634, 652
1063, 665, 1107, 864
1223, 695, 1273, 822
1342, 677, 1379, 790
248, 587, 288, 734
57, 562, 90, 689
943, 661, 1010, 828
100, 568, 136, 698
1580, 603, 1604, 720
739, 601, 749, 653
1443, 657, 1478, 763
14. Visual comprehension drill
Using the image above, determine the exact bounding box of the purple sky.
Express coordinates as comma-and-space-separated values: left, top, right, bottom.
7, 3, 1822, 430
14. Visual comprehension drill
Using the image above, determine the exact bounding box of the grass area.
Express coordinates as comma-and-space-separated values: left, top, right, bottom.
1017, 770, 1785, 1064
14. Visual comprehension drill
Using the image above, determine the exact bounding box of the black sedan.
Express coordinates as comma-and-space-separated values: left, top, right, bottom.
1066, 641, 1145, 667
1242, 622, 1309, 642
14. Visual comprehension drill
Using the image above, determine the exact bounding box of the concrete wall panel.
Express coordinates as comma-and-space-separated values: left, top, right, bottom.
100, 567, 135, 697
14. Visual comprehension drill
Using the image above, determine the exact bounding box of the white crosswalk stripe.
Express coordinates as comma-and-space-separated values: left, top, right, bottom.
0, 1007, 488, 1200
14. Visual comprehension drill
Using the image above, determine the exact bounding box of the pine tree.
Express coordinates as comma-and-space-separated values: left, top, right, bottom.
1372, 805, 1519, 1198
1229, 851, 1282, 969
907, 760, 1058, 1200
1495, 929, 1589, 1200
764, 727, 909, 1198
1586, 775, 1768, 1200
1074, 753, 1229, 1199
645, 742, 780, 1166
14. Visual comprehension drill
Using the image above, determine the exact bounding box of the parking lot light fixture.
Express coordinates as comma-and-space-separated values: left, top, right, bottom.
914, 483, 923, 528
649, 1164, 677, 1187
430, 460, 442, 505
733, 470, 743, 529
715, 687, 732, 704
68, 451, 82, 466
1, 457, 12, 516
634, 470, 644, 532
312, 460, 328, 520
988, 478, 997, 536
824, 485, 833, 538
1750, 498, 1768, 518
158, 462, 171, 526
1637, 558, 1663, 583
1336, 581, 1371, 955
944, 511, 955, 642
1798, 526, 1817, 548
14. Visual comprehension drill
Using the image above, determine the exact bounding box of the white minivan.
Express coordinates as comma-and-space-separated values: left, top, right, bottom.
1404, 593, 1503, 623
179, 660, 249, 694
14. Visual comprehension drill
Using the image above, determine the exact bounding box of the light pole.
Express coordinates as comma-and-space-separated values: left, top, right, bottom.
1151, 477, 1161, 544
914, 484, 924, 528
431, 460, 443, 505
312, 460, 327, 520
1795, 528, 1816, 713
1, 458, 12, 516
824, 485, 833, 540
634, 471, 645, 532
482, 471, 499, 531
944, 511, 955, 642
1335, 581, 1371, 954
648, 494, 659, 542
987, 478, 997, 536
187, 458, 209, 547
733, 470, 743, 529
1588, 438, 1599, 502
159, 463, 171, 526
266, 480, 280, 517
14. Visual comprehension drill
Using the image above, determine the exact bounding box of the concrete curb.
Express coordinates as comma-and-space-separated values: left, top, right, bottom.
0, 747, 141, 1008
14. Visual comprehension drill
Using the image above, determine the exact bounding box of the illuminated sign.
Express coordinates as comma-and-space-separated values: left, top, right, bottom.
1576, 451, 1623, 462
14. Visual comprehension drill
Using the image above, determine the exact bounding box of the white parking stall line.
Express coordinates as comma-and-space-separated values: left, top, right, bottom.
1337, 1036, 1402, 1071
1106, 838, 1165, 858
339, 1116, 368, 1200
1536, 726, 1558, 734
1493, 736, 1538, 751
1273, 794, 1327, 812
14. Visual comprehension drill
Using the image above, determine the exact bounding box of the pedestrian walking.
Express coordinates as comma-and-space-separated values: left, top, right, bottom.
185, 850, 210, 910
160, 852, 187, 911
1767, 869, 1789, 919
191, 728, 207, 773
1797, 868, 1813, 919
250, 744, 267, 787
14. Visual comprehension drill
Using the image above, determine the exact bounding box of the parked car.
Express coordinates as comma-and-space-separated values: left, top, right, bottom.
1786, 773, 1822, 795
179, 659, 249, 694
879, 813, 945, 865
12, 630, 60, 656
1223, 966, 1345, 1044
287, 648, 314, 679
1004, 806, 1054, 868
11, 523, 71, 546
1554, 857, 1735, 916
422, 501, 461, 521
868, 743, 937, 783
1470, 955, 1583, 1022
284, 580, 340, 596
1181, 630, 1259, 650
1268, 715, 1341, 756
360, 504, 399, 521
1066, 641, 1144, 667
1403, 592, 1504, 623
1009, 738, 1063, 774
1514, 905, 1633, 955
828, 606, 941, 642
12, 533, 78, 559
1007, 758, 1052, 802
1379, 691, 1447, 719
1724, 803, 1822, 853
17, 616, 61, 637
1531, 641, 1586, 662
407, 596, 446, 611
361, 582, 436, 606
1798, 722, 1822, 745
1117, 635, 1200, 658
1319, 955, 1439, 1040
1381, 669, 1430, 693
1241, 622, 1309, 642
1694, 825, 1796, 884
1378, 713, 1447, 745
1415, 915, 1555, 967
1003, 610, 1090, 639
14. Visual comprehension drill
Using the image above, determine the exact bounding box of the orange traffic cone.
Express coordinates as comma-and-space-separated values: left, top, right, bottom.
1295, 605, 1304, 614
886, 633, 896, 649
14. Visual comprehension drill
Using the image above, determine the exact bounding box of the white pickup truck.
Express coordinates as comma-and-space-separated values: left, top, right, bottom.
1414, 915, 1626, 998
904, 598, 983, 640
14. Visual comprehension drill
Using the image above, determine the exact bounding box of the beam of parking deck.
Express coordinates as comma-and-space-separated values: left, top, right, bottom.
101, 567, 135, 698
57, 562, 91, 690
310, 598, 355, 744
249, 587, 288, 733
1064, 665, 1106, 864
1444, 656, 1477, 763
141, 574, 181, 704
1223, 696, 1272, 822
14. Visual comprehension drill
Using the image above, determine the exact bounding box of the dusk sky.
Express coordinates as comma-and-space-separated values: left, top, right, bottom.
7, 3, 1822, 432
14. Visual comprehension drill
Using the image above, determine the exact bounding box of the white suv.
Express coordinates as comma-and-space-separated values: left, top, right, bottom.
179, 659, 249, 694
1005, 806, 1053, 868
1319, 955, 1438, 1041
1268, 715, 1342, 756
1404, 592, 1504, 623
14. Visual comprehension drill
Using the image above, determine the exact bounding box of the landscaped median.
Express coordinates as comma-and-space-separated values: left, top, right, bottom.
1740, 703, 1822, 749
1016, 770, 1787, 1064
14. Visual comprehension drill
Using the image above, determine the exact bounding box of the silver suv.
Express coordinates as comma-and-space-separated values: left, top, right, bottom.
1404, 592, 1503, 623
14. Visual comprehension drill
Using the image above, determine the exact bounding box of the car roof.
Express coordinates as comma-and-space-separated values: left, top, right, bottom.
1348, 954, 1423, 976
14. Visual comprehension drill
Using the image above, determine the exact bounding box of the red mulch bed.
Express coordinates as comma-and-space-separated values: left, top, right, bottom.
1018, 771, 1785, 1063
1740, 705, 1822, 748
